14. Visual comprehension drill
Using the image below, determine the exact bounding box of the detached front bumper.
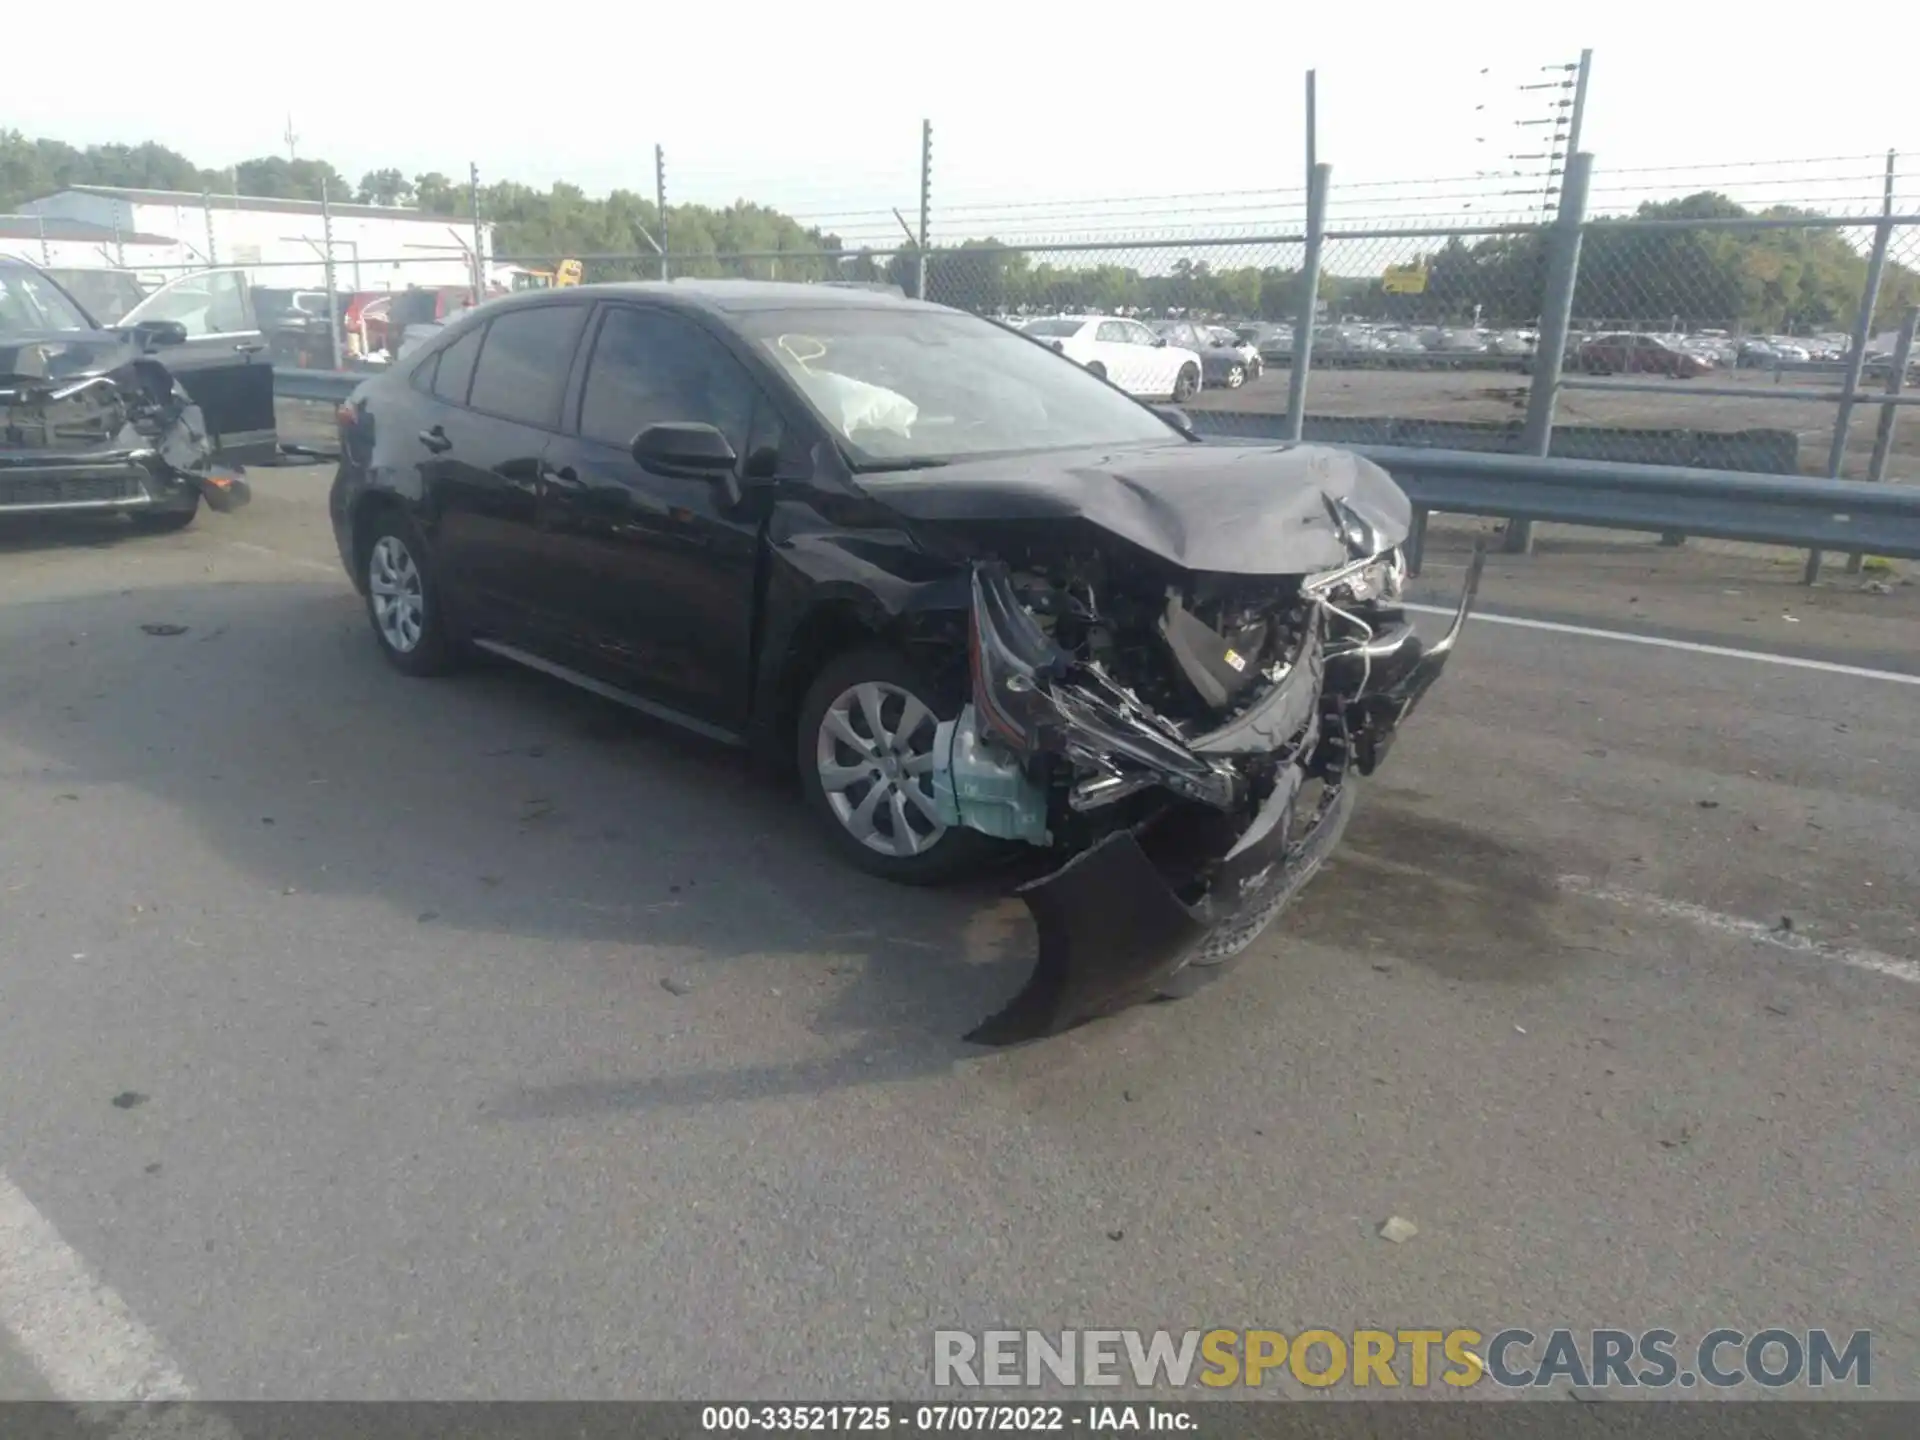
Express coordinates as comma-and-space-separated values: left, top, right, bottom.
964, 543, 1484, 1046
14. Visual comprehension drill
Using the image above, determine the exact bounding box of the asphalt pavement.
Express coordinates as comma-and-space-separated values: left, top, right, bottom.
0, 466, 1915, 1402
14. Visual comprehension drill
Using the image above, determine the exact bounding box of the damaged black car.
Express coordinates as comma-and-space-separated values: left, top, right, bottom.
1, 257, 253, 529
327, 281, 1480, 1043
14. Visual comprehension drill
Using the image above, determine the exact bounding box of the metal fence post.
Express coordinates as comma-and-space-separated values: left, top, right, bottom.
203, 192, 217, 268
917, 119, 932, 301
1845, 304, 1920, 573
1284, 162, 1330, 443
1807, 150, 1897, 584
1507, 150, 1593, 555
321, 178, 343, 372
468, 162, 485, 300
655, 145, 669, 282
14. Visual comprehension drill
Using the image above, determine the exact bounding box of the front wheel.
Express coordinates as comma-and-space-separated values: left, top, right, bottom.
796, 647, 1002, 886
1224, 363, 1246, 389
1172, 364, 1200, 402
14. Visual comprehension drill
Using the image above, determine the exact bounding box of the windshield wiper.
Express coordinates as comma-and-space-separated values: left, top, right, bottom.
855, 457, 950, 472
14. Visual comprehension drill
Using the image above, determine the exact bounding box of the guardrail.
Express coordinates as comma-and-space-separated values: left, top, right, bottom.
1339, 443, 1920, 572
273, 367, 1919, 572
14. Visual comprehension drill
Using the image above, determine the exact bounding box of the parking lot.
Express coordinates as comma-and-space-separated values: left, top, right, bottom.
1, 463, 1917, 1400
1190, 364, 1920, 478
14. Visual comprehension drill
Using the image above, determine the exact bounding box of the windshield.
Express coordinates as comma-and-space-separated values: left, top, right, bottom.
740, 306, 1181, 466
0, 262, 95, 335
42, 269, 146, 325
1019, 318, 1084, 338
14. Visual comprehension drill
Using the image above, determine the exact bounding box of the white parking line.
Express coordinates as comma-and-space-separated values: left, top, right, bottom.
1559, 875, 1920, 987
0, 1173, 194, 1401
1403, 603, 1920, 686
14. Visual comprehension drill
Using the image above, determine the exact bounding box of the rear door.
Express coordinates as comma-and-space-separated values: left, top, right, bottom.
418, 302, 591, 650
118, 268, 276, 463
535, 302, 775, 730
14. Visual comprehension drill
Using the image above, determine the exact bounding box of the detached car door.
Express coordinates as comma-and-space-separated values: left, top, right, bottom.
534, 302, 772, 731
117, 268, 276, 464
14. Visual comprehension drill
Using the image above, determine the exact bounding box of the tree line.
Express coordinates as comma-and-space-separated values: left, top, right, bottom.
4, 131, 1913, 333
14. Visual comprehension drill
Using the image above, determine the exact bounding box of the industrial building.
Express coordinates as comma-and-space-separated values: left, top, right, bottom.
11, 186, 494, 293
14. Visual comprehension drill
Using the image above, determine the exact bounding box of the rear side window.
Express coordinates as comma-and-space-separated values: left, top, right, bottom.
430, 323, 484, 404
466, 305, 587, 428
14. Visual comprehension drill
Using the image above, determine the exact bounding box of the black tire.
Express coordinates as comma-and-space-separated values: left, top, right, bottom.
796, 645, 1004, 886
1085, 360, 1107, 381
1172, 364, 1200, 402
359, 509, 458, 677
129, 497, 199, 534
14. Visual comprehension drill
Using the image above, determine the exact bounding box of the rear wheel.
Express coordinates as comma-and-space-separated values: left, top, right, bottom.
796, 647, 1001, 886
1085, 360, 1107, 381
1224, 363, 1246, 389
361, 512, 458, 677
1172, 364, 1200, 402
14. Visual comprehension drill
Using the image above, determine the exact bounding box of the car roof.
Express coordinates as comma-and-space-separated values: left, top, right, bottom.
477, 278, 950, 319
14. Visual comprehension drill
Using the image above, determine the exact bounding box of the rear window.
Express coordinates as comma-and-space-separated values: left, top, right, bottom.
429, 323, 484, 404
465, 304, 588, 428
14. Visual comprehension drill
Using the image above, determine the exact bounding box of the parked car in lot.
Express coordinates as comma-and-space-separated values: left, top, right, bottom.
1020, 315, 1204, 400
1152, 319, 1259, 388
1204, 325, 1264, 379
328, 281, 1477, 1044
1574, 332, 1713, 378
1234, 322, 1294, 363
0, 257, 253, 528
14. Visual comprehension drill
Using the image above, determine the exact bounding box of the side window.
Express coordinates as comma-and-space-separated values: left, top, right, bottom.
126, 271, 256, 336
1127, 322, 1160, 346
430, 323, 484, 405
1094, 321, 1129, 343
578, 306, 764, 456
465, 305, 588, 428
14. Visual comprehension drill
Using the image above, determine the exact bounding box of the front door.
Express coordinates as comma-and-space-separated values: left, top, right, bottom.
118, 268, 276, 463
535, 303, 770, 731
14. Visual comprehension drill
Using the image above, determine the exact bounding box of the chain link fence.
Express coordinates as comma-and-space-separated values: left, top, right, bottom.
19, 83, 1916, 493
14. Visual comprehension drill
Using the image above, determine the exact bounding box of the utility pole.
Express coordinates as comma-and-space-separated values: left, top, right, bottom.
283, 115, 300, 163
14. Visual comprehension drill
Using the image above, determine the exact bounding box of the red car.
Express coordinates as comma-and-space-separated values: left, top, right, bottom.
1574, 332, 1713, 378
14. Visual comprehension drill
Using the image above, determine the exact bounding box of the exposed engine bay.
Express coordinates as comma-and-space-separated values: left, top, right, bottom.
0, 339, 251, 517
920, 519, 1482, 1045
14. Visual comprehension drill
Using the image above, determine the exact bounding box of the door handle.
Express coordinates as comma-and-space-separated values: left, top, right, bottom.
539, 464, 583, 491
418, 425, 452, 454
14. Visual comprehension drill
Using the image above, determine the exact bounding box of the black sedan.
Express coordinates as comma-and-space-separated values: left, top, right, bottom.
1153, 319, 1261, 388
1, 258, 255, 528
328, 282, 1478, 1043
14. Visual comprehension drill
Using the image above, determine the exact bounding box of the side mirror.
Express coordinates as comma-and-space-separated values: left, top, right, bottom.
631, 422, 742, 506
130, 319, 189, 350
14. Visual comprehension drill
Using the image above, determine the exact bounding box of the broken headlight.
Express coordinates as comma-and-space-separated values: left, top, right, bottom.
1302, 547, 1406, 605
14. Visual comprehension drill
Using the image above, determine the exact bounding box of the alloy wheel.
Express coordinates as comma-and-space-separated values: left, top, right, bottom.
368, 534, 425, 654
815, 681, 947, 857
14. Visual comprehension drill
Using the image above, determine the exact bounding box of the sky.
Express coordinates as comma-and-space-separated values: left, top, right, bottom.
11, 3, 1920, 243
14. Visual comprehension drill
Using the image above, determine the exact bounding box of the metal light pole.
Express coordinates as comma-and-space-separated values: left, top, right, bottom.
917, 119, 932, 301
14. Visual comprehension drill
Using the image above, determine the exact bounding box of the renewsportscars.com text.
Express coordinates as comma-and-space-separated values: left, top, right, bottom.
932, 1327, 1872, 1390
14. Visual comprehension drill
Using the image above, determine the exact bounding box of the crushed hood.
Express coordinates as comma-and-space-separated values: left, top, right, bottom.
852, 442, 1412, 576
